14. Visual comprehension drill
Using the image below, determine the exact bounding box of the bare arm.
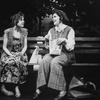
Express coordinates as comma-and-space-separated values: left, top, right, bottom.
3, 33, 13, 56
21, 36, 27, 55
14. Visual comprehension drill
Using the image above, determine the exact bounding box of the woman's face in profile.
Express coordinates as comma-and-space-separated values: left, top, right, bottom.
52, 13, 61, 26
17, 16, 25, 27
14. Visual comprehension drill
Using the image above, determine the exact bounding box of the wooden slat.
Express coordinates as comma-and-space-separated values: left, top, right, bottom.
72, 63, 100, 67
75, 49, 100, 53
28, 43, 100, 49
28, 49, 100, 54
75, 37, 100, 42
0, 37, 100, 41
76, 44, 100, 48
28, 37, 100, 42
28, 63, 100, 71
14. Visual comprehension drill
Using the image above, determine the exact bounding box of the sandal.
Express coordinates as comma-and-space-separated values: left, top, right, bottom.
15, 86, 21, 98
33, 89, 41, 99
54, 91, 67, 100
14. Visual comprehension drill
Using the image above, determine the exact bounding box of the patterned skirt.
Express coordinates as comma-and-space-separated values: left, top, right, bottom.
0, 52, 28, 84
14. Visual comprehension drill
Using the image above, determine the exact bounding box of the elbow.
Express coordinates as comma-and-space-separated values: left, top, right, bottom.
26, 45, 27, 49
3, 45, 6, 51
66, 44, 75, 51
24, 45, 27, 52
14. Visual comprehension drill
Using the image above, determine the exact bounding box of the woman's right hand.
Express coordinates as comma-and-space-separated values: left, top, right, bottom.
10, 52, 16, 57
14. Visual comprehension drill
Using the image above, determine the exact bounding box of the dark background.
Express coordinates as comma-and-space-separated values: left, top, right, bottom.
0, 0, 100, 37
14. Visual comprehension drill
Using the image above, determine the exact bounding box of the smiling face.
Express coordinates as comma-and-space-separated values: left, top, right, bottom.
17, 16, 25, 27
52, 13, 61, 26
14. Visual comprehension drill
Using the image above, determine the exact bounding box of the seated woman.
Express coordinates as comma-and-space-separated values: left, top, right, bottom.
0, 12, 28, 98
33, 9, 76, 100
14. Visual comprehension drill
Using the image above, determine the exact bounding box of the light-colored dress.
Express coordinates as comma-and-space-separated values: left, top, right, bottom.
0, 27, 28, 84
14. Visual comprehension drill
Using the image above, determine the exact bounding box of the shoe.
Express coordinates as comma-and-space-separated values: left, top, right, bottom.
33, 92, 40, 99
15, 86, 21, 98
54, 91, 66, 100
33, 89, 41, 99
1, 84, 14, 96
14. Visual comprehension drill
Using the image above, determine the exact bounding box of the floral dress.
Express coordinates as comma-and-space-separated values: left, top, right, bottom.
0, 28, 28, 84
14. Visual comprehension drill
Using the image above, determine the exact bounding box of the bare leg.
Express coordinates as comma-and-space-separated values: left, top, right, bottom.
15, 86, 21, 98
1, 84, 14, 96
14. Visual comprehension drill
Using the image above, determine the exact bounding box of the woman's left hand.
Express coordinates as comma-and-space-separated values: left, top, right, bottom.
16, 52, 23, 56
56, 38, 66, 45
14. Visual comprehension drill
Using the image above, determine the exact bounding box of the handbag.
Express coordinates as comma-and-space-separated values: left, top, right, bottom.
68, 76, 96, 98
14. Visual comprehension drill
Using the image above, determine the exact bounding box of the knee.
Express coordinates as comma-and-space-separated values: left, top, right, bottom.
50, 60, 61, 70
42, 57, 50, 64
51, 59, 58, 65
42, 55, 51, 63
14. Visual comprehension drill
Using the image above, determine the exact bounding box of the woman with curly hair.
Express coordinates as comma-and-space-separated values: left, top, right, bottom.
0, 11, 28, 98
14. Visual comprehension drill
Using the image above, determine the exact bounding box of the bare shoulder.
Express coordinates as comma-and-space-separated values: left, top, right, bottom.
21, 28, 28, 32
21, 28, 28, 36
4, 28, 12, 33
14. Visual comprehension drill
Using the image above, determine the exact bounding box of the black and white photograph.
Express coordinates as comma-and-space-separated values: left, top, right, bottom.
0, 0, 100, 100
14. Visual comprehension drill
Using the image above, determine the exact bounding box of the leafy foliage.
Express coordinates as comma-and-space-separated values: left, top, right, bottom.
31, 0, 67, 17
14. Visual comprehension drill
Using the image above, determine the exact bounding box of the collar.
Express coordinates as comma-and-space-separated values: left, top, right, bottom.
55, 24, 67, 32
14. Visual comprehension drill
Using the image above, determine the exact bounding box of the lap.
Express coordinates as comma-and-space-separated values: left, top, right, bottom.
43, 53, 68, 66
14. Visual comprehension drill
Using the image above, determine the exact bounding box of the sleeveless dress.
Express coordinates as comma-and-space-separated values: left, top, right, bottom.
0, 28, 28, 84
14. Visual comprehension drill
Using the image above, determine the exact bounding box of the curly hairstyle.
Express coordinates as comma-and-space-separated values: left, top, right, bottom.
10, 11, 24, 26
52, 9, 69, 24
